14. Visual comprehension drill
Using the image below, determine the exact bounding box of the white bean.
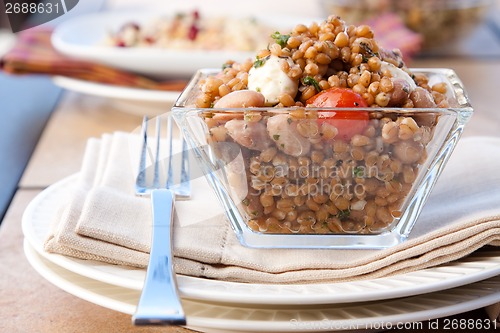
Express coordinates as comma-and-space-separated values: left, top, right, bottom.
267, 114, 311, 157
225, 119, 273, 151
410, 87, 437, 108
214, 90, 265, 108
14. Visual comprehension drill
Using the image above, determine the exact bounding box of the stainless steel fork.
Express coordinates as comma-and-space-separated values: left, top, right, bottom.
132, 115, 190, 326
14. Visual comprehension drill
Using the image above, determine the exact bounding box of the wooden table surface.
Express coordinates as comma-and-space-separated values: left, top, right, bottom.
1, 59, 500, 333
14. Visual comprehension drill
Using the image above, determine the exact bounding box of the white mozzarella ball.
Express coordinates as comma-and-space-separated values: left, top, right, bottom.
247, 55, 298, 105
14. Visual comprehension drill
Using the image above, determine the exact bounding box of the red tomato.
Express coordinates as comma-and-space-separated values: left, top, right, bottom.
306, 87, 369, 141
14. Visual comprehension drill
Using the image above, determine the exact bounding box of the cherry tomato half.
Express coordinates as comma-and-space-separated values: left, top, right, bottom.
306, 87, 369, 141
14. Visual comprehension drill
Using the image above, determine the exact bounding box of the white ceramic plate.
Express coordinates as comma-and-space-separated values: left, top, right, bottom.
23, 240, 500, 333
51, 11, 300, 78
22, 174, 500, 306
52, 76, 180, 116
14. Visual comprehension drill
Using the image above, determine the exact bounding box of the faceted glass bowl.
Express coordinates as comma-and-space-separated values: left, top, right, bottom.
172, 68, 472, 249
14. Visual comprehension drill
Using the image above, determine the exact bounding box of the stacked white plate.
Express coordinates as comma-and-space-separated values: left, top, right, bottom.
23, 175, 500, 333
51, 76, 181, 117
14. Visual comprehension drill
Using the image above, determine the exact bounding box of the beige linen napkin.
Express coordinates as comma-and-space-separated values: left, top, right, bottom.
45, 134, 500, 285
45, 132, 151, 266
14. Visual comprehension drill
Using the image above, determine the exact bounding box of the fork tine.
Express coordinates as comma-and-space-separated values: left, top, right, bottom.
153, 116, 162, 189
166, 114, 174, 190
177, 134, 191, 199
136, 116, 149, 195
164, 114, 190, 199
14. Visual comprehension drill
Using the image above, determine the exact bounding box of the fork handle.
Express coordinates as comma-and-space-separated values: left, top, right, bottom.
132, 189, 186, 326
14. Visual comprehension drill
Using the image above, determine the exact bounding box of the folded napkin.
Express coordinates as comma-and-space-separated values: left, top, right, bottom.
0, 28, 187, 91
45, 133, 500, 283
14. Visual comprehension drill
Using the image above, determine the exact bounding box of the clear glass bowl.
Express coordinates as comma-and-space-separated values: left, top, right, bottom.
172, 68, 472, 249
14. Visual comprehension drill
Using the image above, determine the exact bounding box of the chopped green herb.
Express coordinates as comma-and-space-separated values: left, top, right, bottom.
280, 143, 285, 148
303, 76, 321, 92
287, 117, 293, 125
242, 198, 250, 206
271, 31, 290, 48
222, 62, 232, 70
337, 209, 351, 221
359, 42, 376, 57
253, 56, 268, 68
273, 134, 280, 141
353, 166, 365, 178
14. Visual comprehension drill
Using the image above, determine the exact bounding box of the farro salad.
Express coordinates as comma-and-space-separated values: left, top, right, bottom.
191, 15, 452, 235
104, 10, 273, 52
